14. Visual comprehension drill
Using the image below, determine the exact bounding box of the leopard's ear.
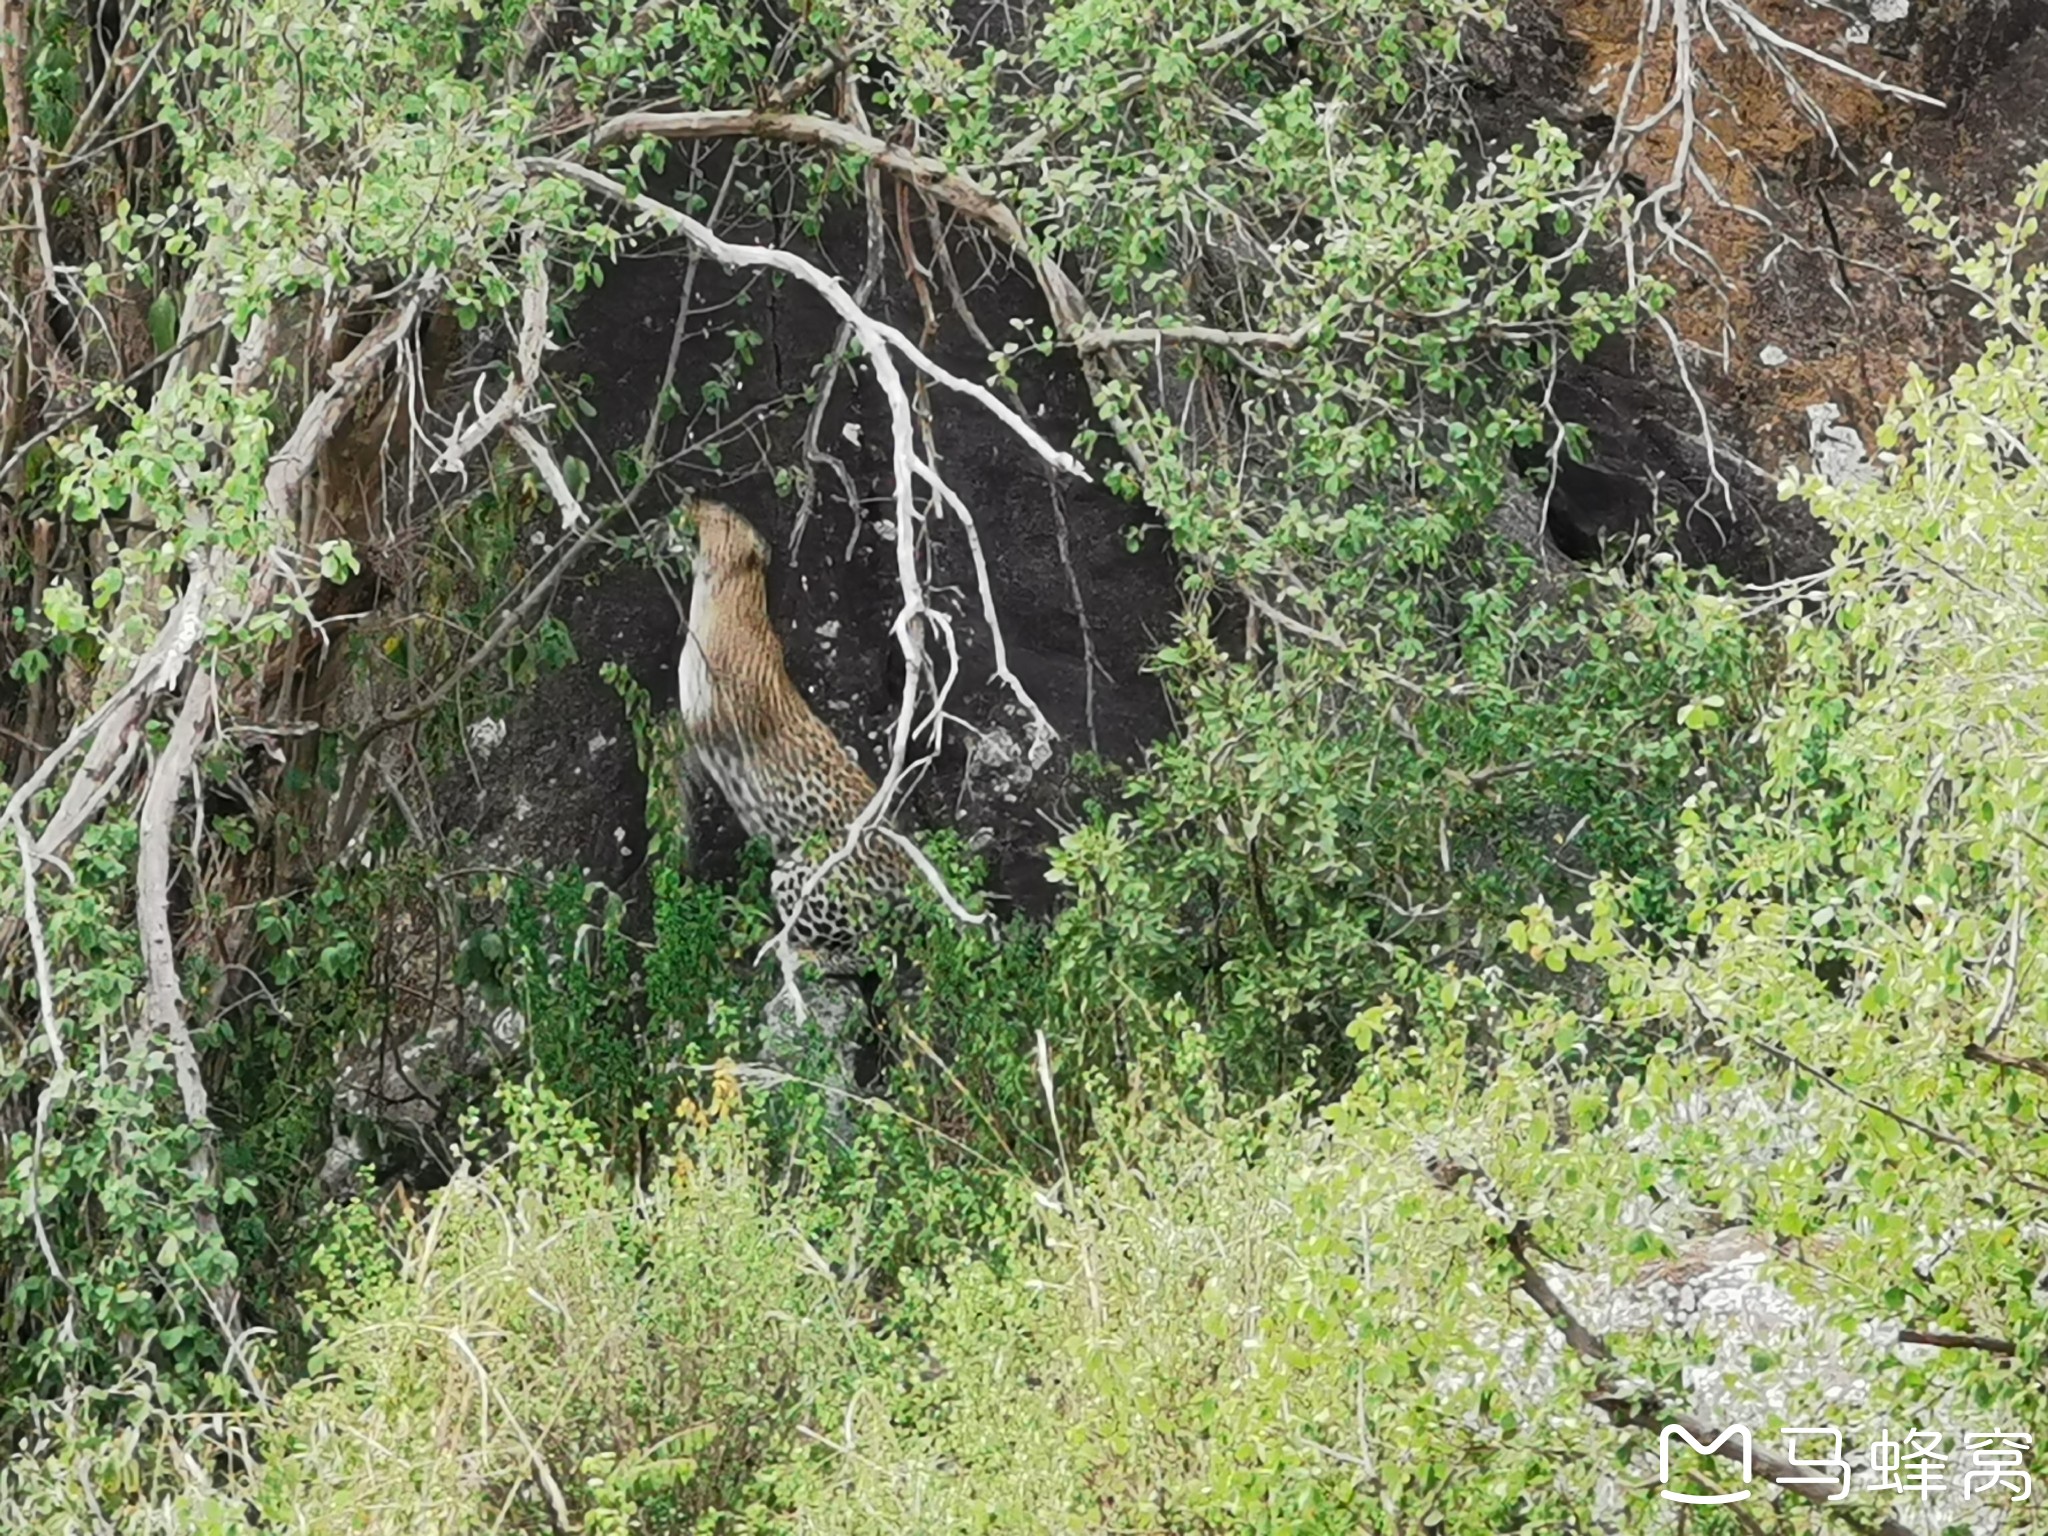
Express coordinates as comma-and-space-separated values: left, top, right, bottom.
728, 504, 770, 569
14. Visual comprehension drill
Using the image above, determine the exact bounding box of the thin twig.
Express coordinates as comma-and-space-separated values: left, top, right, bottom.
1896, 1328, 2015, 1357
1740, 1025, 2048, 1199
576, 109, 1098, 336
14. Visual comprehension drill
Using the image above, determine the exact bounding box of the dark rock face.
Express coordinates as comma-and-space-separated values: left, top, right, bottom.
376, 170, 1189, 1191
1909, 0, 2048, 98
1530, 352, 1831, 582
437, 566, 689, 899
445, 164, 1178, 922
1454, 2, 1827, 584
364, 3, 2048, 1190
1461, 0, 2048, 587
449, 1, 2048, 906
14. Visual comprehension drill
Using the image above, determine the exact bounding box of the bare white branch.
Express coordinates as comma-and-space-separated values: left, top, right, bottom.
507, 421, 588, 529
530, 157, 1084, 958
432, 236, 554, 481
1711, 0, 1945, 109
15, 821, 73, 1290
877, 827, 993, 928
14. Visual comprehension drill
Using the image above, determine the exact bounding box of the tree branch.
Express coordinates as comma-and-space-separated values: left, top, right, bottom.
1963, 1043, 2048, 1083
432, 236, 553, 483
15, 822, 73, 1292
526, 156, 1085, 958
1076, 322, 1316, 354
506, 420, 587, 529
135, 669, 241, 1333
264, 283, 437, 524
1429, 1157, 1922, 1536
1896, 1328, 2016, 1357
579, 109, 1097, 337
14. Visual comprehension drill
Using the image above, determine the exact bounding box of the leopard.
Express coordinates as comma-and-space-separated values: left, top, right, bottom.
674, 496, 918, 977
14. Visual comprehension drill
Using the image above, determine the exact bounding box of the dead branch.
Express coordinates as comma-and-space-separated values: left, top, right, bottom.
1429, 1158, 1922, 1535
876, 827, 991, 928
1, 632, 168, 849
267, 284, 438, 524
506, 421, 587, 529
7, 285, 431, 869
579, 109, 1097, 337
1710, 0, 1943, 110
15, 822, 72, 1290
1078, 322, 1316, 353
433, 237, 552, 480
526, 156, 1084, 957
2, 272, 435, 1357
906, 457, 1057, 750
1896, 1328, 2016, 1356
135, 669, 240, 1331
579, 103, 1165, 506
1588, 0, 1952, 529
136, 674, 211, 1094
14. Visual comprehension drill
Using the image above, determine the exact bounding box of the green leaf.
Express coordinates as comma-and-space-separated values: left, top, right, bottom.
147, 289, 180, 355
41, 581, 90, 635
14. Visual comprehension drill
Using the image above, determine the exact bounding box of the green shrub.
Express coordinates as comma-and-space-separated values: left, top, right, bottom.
1501, 161, 2048, 1508
757, 1087, 1645, 1535
505, 861, 778, 1158
1046, 548, 1768, 1100
0, 1408, 252, 1536
259, 1077, 869, 1533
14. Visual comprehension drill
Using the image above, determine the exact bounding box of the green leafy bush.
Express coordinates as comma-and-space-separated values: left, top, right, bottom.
1046, 550, 1767, 1098
1513, 161, 2048, 1489
759, 1092, 1628, 1534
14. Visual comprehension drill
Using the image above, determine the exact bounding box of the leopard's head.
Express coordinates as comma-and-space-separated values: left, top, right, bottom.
683, 497, 770, 580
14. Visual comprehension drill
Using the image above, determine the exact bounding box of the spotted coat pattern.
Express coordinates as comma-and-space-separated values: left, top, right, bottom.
676, 499, 916, 971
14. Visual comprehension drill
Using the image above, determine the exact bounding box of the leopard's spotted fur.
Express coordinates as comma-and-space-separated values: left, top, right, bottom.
676, 498, 915, 972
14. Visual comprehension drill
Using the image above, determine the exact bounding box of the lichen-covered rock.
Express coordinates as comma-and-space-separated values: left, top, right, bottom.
322, 992, 528, 1196
752, 973, 865, 1143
